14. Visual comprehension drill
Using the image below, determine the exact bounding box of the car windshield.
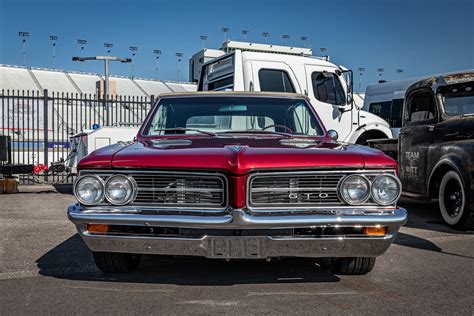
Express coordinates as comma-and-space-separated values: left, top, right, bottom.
143, 96, 325, 137
440, 81, 474, 116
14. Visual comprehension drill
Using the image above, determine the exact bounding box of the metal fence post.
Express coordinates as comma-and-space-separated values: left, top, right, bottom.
43, 89, 49, 183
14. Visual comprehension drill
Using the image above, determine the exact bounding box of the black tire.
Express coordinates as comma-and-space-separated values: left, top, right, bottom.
331, 257, 376, 275
439, 171, 474, 230
92, 252, 141, 273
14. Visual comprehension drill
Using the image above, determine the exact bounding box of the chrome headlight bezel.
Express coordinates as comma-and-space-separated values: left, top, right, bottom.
104, 175, 138, 205
338, 174, 371, 205
74, 175, 105, 206
370, 174, 402, 206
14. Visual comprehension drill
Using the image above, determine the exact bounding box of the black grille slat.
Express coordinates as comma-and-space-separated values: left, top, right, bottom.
129, 173, 226, 208
249, 173, 346, 208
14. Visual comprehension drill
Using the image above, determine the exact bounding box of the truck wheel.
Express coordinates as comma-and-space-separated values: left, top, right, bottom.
331, 257, 376, 275
92, 251, 141, 273
439, 171, 474, 229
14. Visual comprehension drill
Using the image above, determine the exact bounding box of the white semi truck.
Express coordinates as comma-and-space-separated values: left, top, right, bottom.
191, 41, 392, 144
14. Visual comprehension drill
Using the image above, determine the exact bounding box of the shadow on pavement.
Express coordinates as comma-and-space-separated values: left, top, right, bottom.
399, 197, 473, 235
36, 234, 341, 285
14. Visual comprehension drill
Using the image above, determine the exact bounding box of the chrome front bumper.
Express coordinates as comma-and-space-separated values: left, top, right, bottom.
68, 204, 407, 259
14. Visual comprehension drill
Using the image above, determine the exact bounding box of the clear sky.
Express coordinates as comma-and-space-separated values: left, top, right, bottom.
1, 0, 473, 89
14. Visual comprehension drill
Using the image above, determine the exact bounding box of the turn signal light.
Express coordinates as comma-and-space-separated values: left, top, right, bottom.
363, 226, 388, 236
87, 224, 109, 233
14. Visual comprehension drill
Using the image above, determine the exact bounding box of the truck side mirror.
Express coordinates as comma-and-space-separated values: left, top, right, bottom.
328, 130, 338, 141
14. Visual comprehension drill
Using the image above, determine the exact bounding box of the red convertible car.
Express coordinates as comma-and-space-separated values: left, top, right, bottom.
68, 92, 407, 274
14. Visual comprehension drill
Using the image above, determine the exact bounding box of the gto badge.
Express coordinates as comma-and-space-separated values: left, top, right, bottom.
289, 193, 329, 200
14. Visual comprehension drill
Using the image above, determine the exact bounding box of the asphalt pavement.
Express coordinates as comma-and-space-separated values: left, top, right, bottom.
0, 186, 473, 315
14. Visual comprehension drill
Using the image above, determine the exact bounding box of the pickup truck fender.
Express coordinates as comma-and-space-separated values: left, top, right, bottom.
427, 152, 474, 209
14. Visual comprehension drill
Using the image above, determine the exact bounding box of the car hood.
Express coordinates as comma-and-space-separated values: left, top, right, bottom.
78, 136, 396, 174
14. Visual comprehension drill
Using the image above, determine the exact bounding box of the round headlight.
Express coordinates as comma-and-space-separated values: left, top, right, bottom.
105, 175, 137, 205
339, 175, 371, 205
371, 175, 401, 205
74, 175, 105, 205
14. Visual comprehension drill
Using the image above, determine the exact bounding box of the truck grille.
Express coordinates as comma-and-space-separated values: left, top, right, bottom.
248, 172, 345, 208
130, 172, 227, 208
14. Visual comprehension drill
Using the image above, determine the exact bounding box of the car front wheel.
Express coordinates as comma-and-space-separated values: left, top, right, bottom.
92, 251, 141, 273
331, 257, 376, 275
439, 171, 474, 230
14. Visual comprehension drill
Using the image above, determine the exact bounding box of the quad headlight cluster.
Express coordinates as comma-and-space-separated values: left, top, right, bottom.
74, 175, 137, 206
338, 174, 401, 206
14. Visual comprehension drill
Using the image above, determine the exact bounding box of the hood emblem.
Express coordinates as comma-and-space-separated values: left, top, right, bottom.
231, 145, 243, 152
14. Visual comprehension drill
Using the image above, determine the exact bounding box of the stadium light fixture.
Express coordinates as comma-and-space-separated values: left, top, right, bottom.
282, 34, 290, 46
241, 30, 249, 41
377, 68, 385, 82
300, 36, 308, 47
221, 28, 229, 41
72, 55, 131, 125
129, 46, 138, 78
176, 52, 183, 81
396, 68, 403, 80
199, 35, 208, 49
319, 47, 327, 57
49, 35, 58, 69
18, 32, 30, 66
77, 39, 87, 72
262, 32, 270, 44
104, 43, 113, 56
153, 49, 162, 80
358, 67, 365, 93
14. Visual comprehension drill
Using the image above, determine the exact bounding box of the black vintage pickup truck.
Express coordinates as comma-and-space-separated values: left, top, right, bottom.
370, 71, 474, 229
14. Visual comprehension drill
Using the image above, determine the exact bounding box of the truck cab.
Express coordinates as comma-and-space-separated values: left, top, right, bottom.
194, 41, 392, 144
371, 71, 474, 229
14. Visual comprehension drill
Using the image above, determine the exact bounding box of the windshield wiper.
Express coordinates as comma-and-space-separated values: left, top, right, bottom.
216, 130, 293, 138
461, 113, 474, 117
153, 127, 216, 136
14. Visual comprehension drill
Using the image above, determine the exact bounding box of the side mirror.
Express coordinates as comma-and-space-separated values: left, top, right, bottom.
328, 130, 338, 141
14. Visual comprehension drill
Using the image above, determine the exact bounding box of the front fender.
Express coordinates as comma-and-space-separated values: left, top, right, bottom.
347, 124, 393, 144
428, 153, 473, 209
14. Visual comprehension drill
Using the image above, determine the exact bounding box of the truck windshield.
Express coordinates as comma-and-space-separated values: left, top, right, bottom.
440, 82, 474, 116
143, 96, 325, 137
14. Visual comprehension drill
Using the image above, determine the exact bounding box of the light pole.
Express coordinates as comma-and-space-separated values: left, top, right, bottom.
300, 36, 308, 47
319, 47, 327, 57
104, 43, 113, 56
199, 35, 208, 49
176, 52, 183, 81
282, 34, 290, 46
129, 46, 138, 78
49, 35, 58, 69
358, 67, 365, 93
262, 32, 270, 44
241, 30, 249, 41
77, 39, 87, 72
72, 55, 131, 126
153, 49, 162, 80
377, 68, 385, 82
221, 27, 229, 41
18, 32, 29, 66
396, 68, 403, 80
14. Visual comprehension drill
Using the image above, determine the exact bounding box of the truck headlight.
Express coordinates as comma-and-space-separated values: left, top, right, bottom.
339, 175, 370, 205
105, 175, 137, 205
371, 175, 401, 205
74, 175, 105, 205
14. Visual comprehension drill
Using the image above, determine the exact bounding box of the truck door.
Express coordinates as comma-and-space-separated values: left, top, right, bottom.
305, 65, 353, 141
399, 88, 438, 193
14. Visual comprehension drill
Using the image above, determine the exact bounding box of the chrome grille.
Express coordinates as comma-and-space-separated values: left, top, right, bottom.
130, 173, 227, 208
249, 172, 344, 207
